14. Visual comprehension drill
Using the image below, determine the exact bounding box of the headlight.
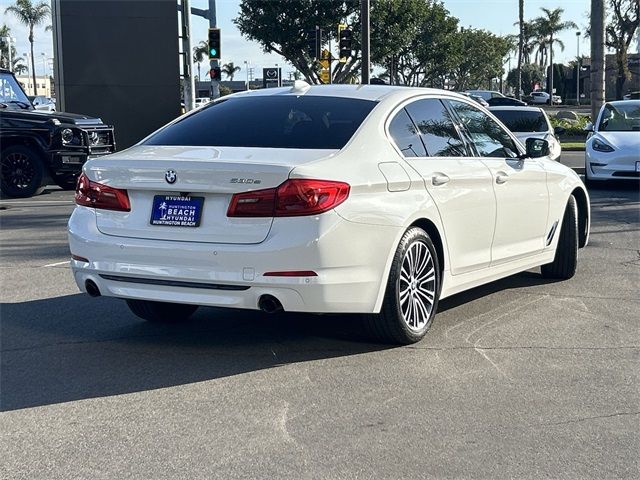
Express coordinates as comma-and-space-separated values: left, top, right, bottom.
61, 128, 75, 144
592, 138, 614, 152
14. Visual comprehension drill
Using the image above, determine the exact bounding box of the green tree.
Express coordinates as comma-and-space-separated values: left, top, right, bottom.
5, 0, 50, 95
235, 0, 360, 84
507, 63, 544, 93
221, 61, 241, 80
370, 0, 460, 87
192, 40, 209, 81
605, 0, 639, 99
449, 28, 511, 91
533, 7, 577, 98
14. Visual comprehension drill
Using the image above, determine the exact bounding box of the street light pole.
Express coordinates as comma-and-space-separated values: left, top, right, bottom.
576, 31, 580, 105
244, 60, 248, 90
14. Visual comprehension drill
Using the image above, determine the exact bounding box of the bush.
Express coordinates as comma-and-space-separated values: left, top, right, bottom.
549, 114, 591, 137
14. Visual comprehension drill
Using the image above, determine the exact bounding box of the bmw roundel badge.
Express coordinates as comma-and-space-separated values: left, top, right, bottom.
165, 169, 177, 184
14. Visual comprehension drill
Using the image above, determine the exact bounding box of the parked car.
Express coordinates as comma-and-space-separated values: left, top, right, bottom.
27, 95, 56, 112
195, 97, 210, 108
584, 100, 640, 185
487, 96, 528, 107
459, 92, 489, 107
489, 106, 562, 161
68, 83, 589, 345
623, 91, 640, 100
0, 68, 116, 197
529, 91, 562, 105
465, 90, 505, 102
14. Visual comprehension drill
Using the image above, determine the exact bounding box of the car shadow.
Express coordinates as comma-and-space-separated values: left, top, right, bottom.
0, 294, 390, 412
1, 268, 564, 412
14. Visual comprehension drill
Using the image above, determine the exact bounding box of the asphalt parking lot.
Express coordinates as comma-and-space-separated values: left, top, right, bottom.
1, 170, 638, 479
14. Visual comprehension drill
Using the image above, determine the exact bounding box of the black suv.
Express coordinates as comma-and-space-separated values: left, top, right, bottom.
0, 68, 116, 197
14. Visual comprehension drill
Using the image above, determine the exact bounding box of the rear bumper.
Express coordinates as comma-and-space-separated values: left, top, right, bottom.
68, 206, 399, 313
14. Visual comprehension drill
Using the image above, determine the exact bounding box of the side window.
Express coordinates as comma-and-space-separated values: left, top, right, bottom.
447, 100, 519, 158
404, 99, 467, 157
388, 108, 426, 157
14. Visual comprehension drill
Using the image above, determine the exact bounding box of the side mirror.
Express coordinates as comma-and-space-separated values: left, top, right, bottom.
553, 126, 566, 136
584, 122, 594, 132
525, 138, 550, 158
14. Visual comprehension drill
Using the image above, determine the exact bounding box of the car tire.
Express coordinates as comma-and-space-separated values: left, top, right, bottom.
53, 173, 79, 191
126, 299, 199, 323
364, 227, 441, 345
541, 195, 578, 280
0, 145, 45, 198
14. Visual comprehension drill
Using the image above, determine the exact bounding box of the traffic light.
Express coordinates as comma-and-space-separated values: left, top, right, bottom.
306, 28, 322, 60
208, 28, 221, 60
338, 25, 352, 63
209, 66, 221, 81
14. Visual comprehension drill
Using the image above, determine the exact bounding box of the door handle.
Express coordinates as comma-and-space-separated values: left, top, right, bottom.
496, 172, 509, 184
431, 173, 450, 186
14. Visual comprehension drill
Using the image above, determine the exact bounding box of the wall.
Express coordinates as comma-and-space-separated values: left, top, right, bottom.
52, 0, 180, 149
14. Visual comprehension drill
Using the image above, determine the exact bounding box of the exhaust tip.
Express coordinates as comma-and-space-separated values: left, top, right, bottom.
85, 280, 101, 297
258, 294, 283, 314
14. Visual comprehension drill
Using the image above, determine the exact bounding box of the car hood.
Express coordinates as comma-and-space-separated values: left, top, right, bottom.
0, 108, 105, 126
593, 131, 640, 151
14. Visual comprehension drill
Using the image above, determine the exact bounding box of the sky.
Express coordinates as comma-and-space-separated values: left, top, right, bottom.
1, 0, 595, 79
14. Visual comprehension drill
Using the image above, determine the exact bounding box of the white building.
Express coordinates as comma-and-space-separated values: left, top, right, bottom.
15, 75, 52, 97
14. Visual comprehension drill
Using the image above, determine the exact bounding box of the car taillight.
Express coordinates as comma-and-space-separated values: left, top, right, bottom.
75, 173, 131, 212
227, 179, 350, 217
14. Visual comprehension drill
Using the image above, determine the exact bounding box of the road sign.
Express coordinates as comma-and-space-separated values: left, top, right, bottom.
320, 69, 330, 84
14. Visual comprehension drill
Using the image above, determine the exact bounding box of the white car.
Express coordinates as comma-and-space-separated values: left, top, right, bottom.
529, 91, 562, 105
585, 100, 640, 184
28, 95, 56, 112
195, 97, 210, 108
68, 83, 590, 344
489, 106, 562, 161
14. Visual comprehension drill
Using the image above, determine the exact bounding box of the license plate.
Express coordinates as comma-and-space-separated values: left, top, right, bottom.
150, 195, 204, 227
636, 161, 640, 173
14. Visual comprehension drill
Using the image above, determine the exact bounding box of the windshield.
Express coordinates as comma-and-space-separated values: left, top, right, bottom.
144, 95, 377, 149
598, 103, 640, 132
0, 72, 32, 109
491, 110, 549, 133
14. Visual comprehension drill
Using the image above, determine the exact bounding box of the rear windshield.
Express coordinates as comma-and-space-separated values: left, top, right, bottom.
144, 95, 377, 149
491, 110, 548, 132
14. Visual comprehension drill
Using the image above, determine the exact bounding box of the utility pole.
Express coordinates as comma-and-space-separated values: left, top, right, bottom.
361, 0, 370, 84
516, 0, 523, 99
590, 0, 605, 121
178, 0, 195, 111
576, 31, 581, 105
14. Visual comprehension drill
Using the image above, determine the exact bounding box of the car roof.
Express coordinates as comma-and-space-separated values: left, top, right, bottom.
227, 84, 463, 103
489, 106, 544, 112
605, 99, 640, 107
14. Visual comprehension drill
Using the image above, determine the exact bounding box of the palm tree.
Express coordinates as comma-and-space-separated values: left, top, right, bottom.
534, 7, 578, 101
221, 62, 241, 81
192, 40, 208, 81
12, 56, 28, 74
5, 0, 50, 95
516, 0, 524, 99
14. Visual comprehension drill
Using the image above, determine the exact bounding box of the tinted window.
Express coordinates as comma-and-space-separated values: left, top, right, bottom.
405, 99, 467, 157
491, 109, 549, 133
598, 103, 640, 132
144, 96, 377, 149
388, 108, 426, 157
448, 100, 519, 158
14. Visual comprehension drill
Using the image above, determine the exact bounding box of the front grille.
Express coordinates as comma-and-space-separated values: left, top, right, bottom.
84, 127, 115, 154
612, 171, 640, 178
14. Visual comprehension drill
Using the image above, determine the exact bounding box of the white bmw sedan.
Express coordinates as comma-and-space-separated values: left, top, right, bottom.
585, 100, 640, 184
68, 83, 590, 344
